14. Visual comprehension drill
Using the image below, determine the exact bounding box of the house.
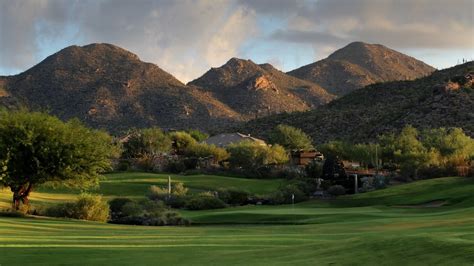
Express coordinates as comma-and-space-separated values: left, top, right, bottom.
203, 133, 266, 148
290, 149, 324, 166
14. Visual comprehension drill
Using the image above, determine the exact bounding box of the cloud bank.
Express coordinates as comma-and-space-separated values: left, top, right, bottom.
1, 0, 473, 82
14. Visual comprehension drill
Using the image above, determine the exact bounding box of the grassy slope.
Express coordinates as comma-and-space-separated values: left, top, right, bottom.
184, 177, 474, 224
0, 176, 473, 265
0, 172, 287, 209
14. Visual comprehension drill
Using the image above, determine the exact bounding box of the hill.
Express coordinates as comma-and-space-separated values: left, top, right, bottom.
0, 43, 242, 132
188, 58, 335, 118
235, 62, 474, 144
288, 42, 435, 96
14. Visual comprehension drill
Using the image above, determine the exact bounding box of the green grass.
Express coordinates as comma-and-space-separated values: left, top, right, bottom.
1, 176, 473, 265
0, 172, 287, 209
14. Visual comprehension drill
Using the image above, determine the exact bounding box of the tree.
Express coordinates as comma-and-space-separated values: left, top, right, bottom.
422, 127, 474, 167
186, 129, 209, 142
379, 125, 440, 179
169, 131, 196, 155
0, 110, 115, 210
122, 128, 172, 158
185, 143, 229, 162
227, 141, 288, 169
269, 124, 314, 150
318, 141, 351, 160
322, 155, 347, 180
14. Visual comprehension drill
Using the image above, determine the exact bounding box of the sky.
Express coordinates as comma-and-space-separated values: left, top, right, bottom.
0, 0, 473, 83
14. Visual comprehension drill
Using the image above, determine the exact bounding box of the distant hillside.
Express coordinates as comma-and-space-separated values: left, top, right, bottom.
288, 42, 435, 96
188, 58, 335, 118
235, 62, 474, 144
0, 43, 242, 132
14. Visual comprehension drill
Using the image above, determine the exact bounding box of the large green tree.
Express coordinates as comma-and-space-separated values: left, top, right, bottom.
122, 127, 172, 158
0, 110, 115, 210
269, 124, 314, 150
227, 141, 288, 169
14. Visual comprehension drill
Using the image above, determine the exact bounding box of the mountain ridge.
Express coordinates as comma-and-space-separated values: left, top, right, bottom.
0, 43, 243, 132
288, 41, 435, 96
0, 42, 446, 135
189, 57, 335, 118
234, 61, 474, 143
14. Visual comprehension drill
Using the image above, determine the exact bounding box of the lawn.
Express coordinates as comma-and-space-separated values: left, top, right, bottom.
0, 172, 288, 209
1, 176, 473, 265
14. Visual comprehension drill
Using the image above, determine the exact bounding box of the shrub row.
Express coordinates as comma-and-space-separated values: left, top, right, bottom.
44, 194, 109, 222
109, 197, 189, 226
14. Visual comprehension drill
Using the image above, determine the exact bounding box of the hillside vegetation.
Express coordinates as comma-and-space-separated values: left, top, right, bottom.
237, 62, 474, 143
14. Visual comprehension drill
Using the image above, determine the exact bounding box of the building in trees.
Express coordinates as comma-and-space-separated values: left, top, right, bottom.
204, 133, 266, 148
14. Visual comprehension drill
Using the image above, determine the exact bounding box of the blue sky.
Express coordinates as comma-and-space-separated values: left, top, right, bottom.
1, 0, 473, 82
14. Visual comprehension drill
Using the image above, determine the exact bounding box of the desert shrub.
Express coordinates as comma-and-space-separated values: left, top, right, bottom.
280, 167, 306, 179
121, 201, 146, 217
148, 183, 188, 200
327, 185, 346, 196
165, 159, 187, 173
169, 131, 196, 155
290, 179, 317, 195
109, 197, 134, 219
109, 198, 189, 226
320, 180, 333, 190
148, 183, 188, 208
217, 188, 249, 205
45, 194, 109, 222
185, 143, 229, 163
185, 195, 227, 210
166, 195, 188, 209
116, 159, 131, 171
0, 209, 26, 217
417, 166, 452, 179
183, 157, 199, 170
187, 129, 209, 142
305, 160, 323, 179
271, 184, 307, 204
134, 154, 158, 171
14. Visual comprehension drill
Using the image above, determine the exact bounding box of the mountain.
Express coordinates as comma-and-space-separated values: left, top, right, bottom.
0, 43, 242, 132
234, 62, 474, 144
288, 42, 435, 96
188, 58, 335, 119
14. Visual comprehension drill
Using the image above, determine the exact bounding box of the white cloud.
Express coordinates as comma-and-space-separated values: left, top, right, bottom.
0, 0, 257, 82
0, 0, 473, 79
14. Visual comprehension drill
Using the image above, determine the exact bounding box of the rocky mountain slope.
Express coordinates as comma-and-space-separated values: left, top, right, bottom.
235, 62, 474, 144
0, 43, 242, 132
288, 42, 435, 96
188, 58, 335, 119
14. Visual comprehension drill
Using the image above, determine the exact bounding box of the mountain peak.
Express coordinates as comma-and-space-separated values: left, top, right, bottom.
288, 42, 435, 96
327, 41, 389, 61
189, 57, 334, 118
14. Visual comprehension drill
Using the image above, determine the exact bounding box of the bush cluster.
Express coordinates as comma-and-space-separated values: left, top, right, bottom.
45, 194, 109, 222
270, 184, 308, 204
109, 197, 189, 226
216, 188, 249, 205
185, 194, 227, 210
327, 185, 346, 196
